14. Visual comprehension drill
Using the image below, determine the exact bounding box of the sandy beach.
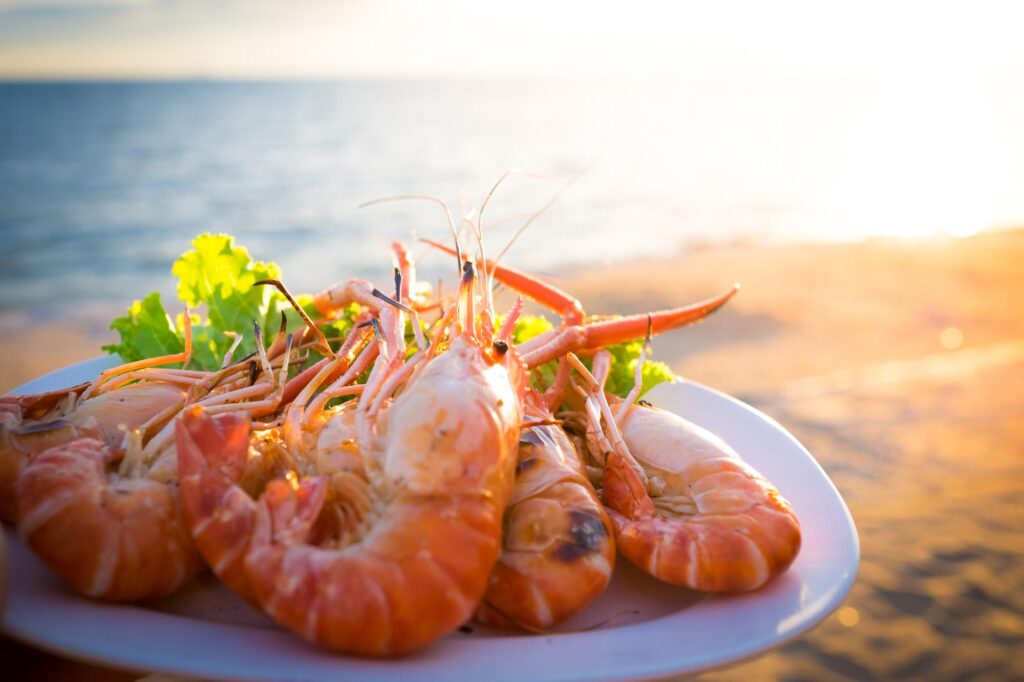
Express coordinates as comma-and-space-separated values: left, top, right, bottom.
2, 230, 1023, 680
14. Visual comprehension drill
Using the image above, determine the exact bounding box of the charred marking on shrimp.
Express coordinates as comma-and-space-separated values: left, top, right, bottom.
553, 509, 608, 562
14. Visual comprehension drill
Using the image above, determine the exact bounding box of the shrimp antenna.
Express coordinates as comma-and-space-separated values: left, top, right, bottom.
475, 170, 560, 316
371, 288, 413, 315
491, 169, 583, 274
255, 278, 334, 358
478, 170, 560, 314
474, 172, 519, 316
359, 195, 463, 281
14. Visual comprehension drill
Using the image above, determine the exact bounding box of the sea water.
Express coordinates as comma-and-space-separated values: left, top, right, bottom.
2, 78, 1022, 317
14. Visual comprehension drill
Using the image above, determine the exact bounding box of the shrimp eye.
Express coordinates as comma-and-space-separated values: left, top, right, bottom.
492, 340, 509, 355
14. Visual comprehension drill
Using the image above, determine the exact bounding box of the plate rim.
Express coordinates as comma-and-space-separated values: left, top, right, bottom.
2, 355, 860, 681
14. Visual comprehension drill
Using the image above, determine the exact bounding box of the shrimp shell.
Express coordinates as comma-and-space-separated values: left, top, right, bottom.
478, 419, 615, 630
600, 401, 801, 592
243, 337, 523, 655
17, 438, 202, 600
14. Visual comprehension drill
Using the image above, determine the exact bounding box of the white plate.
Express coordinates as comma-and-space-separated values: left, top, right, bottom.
2, 356, 858, 681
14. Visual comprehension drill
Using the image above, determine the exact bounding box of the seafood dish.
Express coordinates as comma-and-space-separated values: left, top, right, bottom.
0, 211, 801, 657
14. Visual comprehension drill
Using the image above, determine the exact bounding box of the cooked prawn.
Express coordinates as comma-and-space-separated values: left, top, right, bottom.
14, 318, 297, 601
17, 438, 203, 600
179, 245, 527, 656
1, 382, 187, 522
570, 350, 801, 592
176, 323, 376, 605
0, 316, 204, 522
477, 394, 615, 631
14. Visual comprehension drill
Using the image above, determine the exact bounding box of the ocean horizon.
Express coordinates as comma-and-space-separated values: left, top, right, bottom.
2, 78, 1022, 318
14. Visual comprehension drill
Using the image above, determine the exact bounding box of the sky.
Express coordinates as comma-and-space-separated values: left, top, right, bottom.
3, 1, 1024, 242
1, 0, 1024, 80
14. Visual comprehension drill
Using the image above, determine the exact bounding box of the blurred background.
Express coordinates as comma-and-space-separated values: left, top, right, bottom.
1, 1, 1023, 680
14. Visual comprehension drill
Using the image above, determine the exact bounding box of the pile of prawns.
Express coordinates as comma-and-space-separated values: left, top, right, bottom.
0, 232, 800, 657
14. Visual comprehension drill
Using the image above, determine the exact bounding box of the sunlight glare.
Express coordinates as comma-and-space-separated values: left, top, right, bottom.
837, 606, 860, 628
940, 327, 964, 351
821, 68, 1013, 241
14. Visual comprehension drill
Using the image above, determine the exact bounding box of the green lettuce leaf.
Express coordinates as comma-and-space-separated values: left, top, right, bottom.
102, 292, 184, 363
171, 233, 282, 339
106, 233, 293, 370
510, 314, 554, 344
601, 340, 676, 398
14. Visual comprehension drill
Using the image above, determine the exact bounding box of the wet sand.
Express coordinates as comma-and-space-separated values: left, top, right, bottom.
2, 230, 1023, 680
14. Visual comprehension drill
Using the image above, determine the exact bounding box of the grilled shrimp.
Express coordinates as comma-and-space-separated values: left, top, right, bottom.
175, 243, 408, 606
0, 318, 215, 522
571, 350, 801, 592
176, 324, 376, 606
12, 319, 297, 601
0, 314, 238, 521
477, 395, 615, 631
481, 245, 797, 591
178, 248, 527, 656
17, 437, 203, 600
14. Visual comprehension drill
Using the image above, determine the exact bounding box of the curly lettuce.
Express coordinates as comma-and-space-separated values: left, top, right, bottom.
103, 292, 184, 361
104, 234, 302, 370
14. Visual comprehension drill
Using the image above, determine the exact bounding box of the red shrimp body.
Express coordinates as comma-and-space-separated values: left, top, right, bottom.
600, 400, 801, 592
177, 335, 526, 656
17, 438, 202, 600
478, 416, 615, 630
246, 337, 523, 655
